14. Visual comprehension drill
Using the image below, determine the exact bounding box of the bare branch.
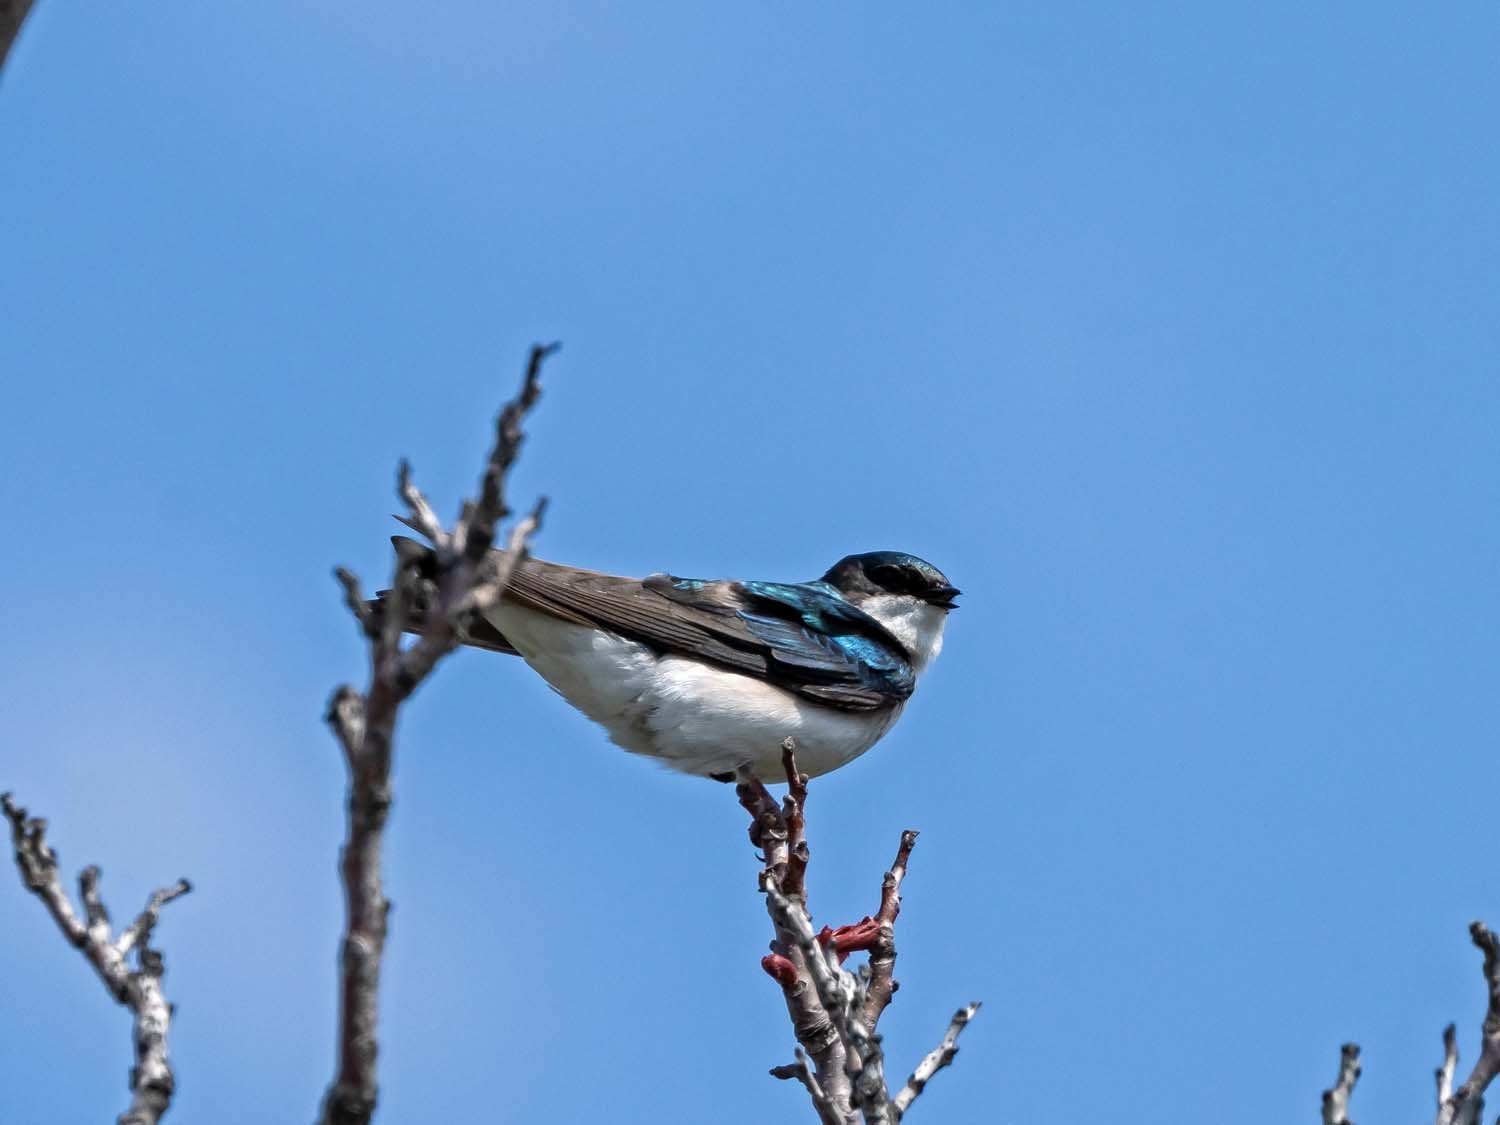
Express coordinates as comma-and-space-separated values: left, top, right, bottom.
760, 870, 865, 1122
80, 863, 111, 936
892, 1001, 983, 1117
464, 341, 558, 563
741, 744, 978, 1123
781, 739, 811, 903
3, 792, 192, 1125
862, 829, 918, 1033
1437, 1024, 1458, 1108
0, 0, 37, 75
334, 568, 373, 634
1436, 922, 1500, 1125
325, 684, 366, 759
4, 795, 86, 946
116, 880, 193, 960
771, 1048, 845, 1125
737, 764, 791, 887
742, 748, 852, 1121
395, 460, 447, 551
1319, 1043, 1360, 1125
317, 345, 557, 1125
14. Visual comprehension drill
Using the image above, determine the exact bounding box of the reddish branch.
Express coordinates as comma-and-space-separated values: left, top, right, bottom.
739, 741, 979, 1123
317, 344, 557, 1125
3, 793, 192, 1125
862, 829, 915, 1030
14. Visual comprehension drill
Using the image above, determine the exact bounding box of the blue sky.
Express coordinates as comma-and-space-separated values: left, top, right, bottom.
3, 4, 1497, 1122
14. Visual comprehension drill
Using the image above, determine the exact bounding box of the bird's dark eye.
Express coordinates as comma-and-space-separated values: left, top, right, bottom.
868, 564, 918, 595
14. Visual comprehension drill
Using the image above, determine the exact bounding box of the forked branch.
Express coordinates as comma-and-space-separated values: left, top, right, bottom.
1319, 921, 1500, 1125
1434, 922, 1500, 1125
317, 344, 558, 1125
3, 793, 191, 1125
739, 742, 980, 1123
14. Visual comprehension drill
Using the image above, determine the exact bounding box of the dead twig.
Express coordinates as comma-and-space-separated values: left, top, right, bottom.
3, 793, 191, 1125
1322, 922, 1500, 1125
1436, 1024, 1458, 1107
743, 742, 979, 1122
1320, 1043, 1360, 1125
892, 1002, 983, 1116
1435, 922, 1500, 1125
317, 344, 558, 1125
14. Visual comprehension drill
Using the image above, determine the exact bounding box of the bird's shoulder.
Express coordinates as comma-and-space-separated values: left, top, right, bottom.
647, 573, 916, 700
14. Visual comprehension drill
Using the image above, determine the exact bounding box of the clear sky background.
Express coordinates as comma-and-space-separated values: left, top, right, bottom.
3, 5, 1497, 1122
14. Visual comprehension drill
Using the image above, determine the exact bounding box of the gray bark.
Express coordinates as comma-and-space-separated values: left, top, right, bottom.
317, 344, 557, 1125
1320, 922, 1500, 1125
3, 793, 192, 1124
739, 743, 980, 1122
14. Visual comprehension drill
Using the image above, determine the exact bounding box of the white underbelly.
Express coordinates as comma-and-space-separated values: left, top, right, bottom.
484, 602, 901, 779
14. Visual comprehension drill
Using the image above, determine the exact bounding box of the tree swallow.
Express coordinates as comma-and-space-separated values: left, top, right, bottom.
385, 543, 959, 781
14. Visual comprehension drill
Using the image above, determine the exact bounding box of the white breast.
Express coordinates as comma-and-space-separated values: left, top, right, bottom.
483, 601, 903, 780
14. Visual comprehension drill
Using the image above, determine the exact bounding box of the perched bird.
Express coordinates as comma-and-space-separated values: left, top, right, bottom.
384, 542, 959, 780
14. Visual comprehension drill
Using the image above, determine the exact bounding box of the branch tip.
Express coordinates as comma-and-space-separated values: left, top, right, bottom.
893, 1001, 983, 1115
1438, 1022, 1459, 1105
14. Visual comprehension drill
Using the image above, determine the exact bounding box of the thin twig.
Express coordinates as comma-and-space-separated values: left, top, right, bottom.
334, 569, 373, 635
3, 793, 192, 1125
861, 829, 918, 1033
465, 341, 558, 564
770, 1048, 845, 1125
780, 739, 811, 902
395, 460, 446, 549
1436, 922, 1500, 1125
892, 1001, 982, 1117
1436, 1024, 1458, 1108
1320, 1042, 1360, 1125
115, 880, 193, 960
318, 346, 557, 1125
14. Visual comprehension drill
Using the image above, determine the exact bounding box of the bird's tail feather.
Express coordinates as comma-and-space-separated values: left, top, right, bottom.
364, 536, 520, 655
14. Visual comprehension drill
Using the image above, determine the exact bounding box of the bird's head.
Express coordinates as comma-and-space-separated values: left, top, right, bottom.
821, 551, 959, 673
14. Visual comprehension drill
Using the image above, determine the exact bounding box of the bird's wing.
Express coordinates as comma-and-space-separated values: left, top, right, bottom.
503, 557, 915, 711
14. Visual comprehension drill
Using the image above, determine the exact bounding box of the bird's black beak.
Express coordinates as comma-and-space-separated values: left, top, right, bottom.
923, 585, 962, 610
